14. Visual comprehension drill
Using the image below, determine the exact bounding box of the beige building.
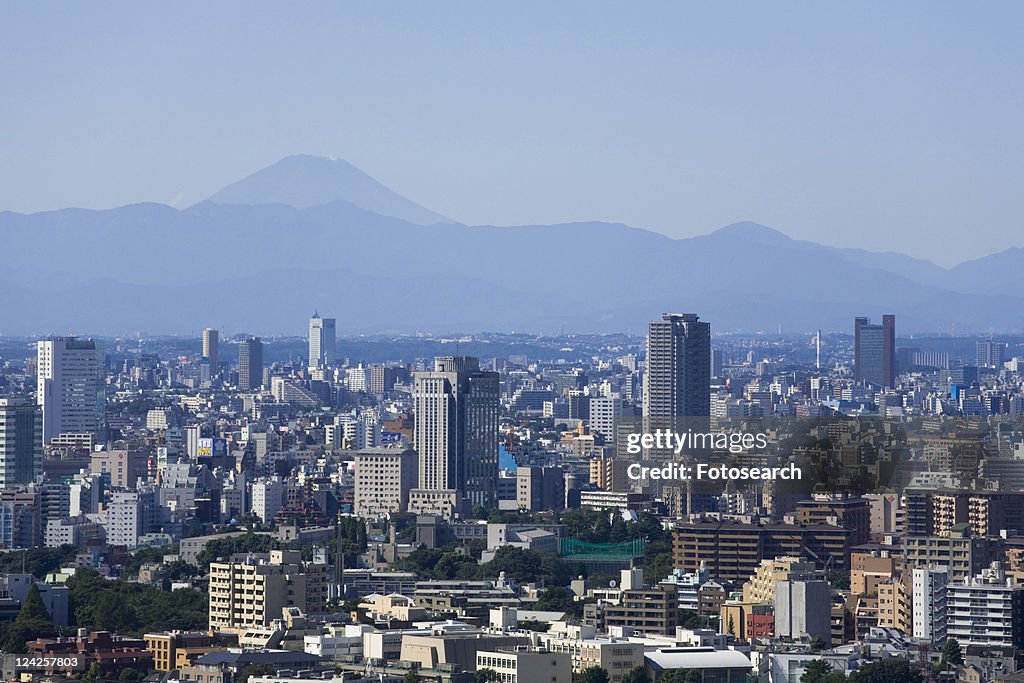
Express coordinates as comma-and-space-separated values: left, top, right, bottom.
400, 634, 527, 671
91, 448, 149, 489
742, 557, 819, 603
143, 631, 219, 672
876, 576, 911, 634
477, 649, 572, 683
601, 585, 679, 636
358, 593, 426, 622
208, 550, 329, 631
543, 632, 645, 683
353, 447, 417, 518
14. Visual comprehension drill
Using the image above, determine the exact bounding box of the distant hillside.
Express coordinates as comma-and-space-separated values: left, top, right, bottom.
2, 157, 1023, 335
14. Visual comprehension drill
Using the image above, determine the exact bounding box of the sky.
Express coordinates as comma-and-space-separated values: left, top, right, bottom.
2, 2, 1022, 267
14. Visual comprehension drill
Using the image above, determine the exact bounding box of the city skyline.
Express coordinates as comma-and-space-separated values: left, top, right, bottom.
3, 4, 1024, 680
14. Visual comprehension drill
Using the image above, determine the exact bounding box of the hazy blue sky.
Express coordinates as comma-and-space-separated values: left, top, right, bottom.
2, 2, 1022, 266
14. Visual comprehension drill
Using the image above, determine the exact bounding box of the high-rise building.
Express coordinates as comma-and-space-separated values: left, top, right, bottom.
643, 313, 711, 430
0, 399, 42, 489
36, 337, 105, 444
946, 563, 1024, 648
854, 315, 896, 388
976, 339, 1007, 368
588, 396, 622, 442
238, 337, 263, 391
250, 476, 284, 524
411, 356, 499, 513
202, 328, 219, 373
308, 313, 336, 370
911, 566, 948, 643
105, 488, 156, 549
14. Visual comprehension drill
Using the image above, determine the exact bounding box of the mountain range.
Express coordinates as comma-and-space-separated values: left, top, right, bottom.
2, 154, 1022, 336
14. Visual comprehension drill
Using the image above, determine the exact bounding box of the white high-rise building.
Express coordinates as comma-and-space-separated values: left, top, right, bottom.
251, 477, 284, 524
588, 397, 622, 442
346, 364, 369, 392
308, 313, 336, 370
946, 563, 1024, 648
0, 399, 42, 489
912, 566, 948, 643
37, 337, 105, 444
105, 488, 155, 549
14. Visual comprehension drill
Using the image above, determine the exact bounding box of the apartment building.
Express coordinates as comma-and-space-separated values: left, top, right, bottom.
208, 550, 329, 630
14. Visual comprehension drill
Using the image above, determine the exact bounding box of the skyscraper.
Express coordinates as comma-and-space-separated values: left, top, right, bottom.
411, 356, 499, 513
36, 337, 105, 444
976, 339, 1006, 368
854, 315, 896, 388
0, 398, 42, 489
202, 328, 219, 372
238, 337, 264, 391
308, 313, 336, 370
643, 313, 712, 422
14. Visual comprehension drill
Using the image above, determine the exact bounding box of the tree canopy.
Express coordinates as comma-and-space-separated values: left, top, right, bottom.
847, 659, 922, 683
576, 666, 610, 683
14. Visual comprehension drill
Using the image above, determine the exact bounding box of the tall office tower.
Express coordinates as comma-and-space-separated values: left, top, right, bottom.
202, 328, 219, 372
308, 312, 336, 370
411, 356, 499, 512
36, 337, 106, 444
643, 313, 711, 427
238, 337, 264, 391
976, 339, 1006, 368
854, 315, 896, 388
0, 398, 42, 488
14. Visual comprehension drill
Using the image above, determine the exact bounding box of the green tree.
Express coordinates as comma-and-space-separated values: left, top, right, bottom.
81, 662, 103, 683
620, 665, 649, 683
517, 620, 551, 632
474, 668, 499, 683
535, 586, 575, 612
941, 638, 963, 667
404, 670, 422, 683
808, 636, 828, 652
679, 610, 708, 629
194, 532, 281, 571
17, 584, 51, 622
659, 670, 700, 683
801, 661, 833, 683
847, 659, 922, 683
3, 584, 58, 653
0, 545, 78, 579
68, 568, 207, 635
576, 666, 610, 683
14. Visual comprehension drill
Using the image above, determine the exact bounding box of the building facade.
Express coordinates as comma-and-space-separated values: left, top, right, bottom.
37, 337, 105, 443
